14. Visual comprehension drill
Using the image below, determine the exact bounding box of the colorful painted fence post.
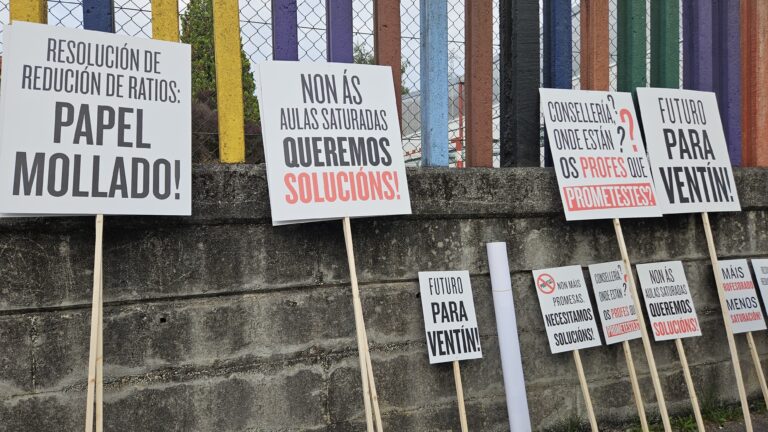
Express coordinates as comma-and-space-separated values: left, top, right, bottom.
499, 0, 539, 167
272, 0, 298, 60
419, 0, 448, 167
542, 0, 571, 166
326, 0, 353, 63
617, 0, 646, 93
152, 0, 179, 42
464, 0, 493, 167
580, 0, 609, 91
650, 0, 679, 88
683, 0, 741, 166
374, 0, 402, 123
10, 0, 46, 23
83, 0, 114, 33
212, 0, 246, 163
741, 1, 768, 167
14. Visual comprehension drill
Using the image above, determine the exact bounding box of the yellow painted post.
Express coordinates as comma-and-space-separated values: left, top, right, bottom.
10, 0, 47, 23
212, 0, 246, 163
151, 0, 179, 42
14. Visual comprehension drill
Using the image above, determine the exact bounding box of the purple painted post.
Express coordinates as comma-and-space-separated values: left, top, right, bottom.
272, 0, 299, 60
683, 0, 741, 165
326, 0, 353, 63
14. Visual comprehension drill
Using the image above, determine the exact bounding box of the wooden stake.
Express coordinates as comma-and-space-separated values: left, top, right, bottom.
573, 350, 598, 432
622, 341, 648, 432
85, 214, 104, 432
96, 268, 103, 432
613, 218, 672, 432
452, 361, 469, 432
675, 339, 704, 431
701, 212, 753, 431
363, 343, 383, 431
342, 217, 378, 432
747, 331, 768, 409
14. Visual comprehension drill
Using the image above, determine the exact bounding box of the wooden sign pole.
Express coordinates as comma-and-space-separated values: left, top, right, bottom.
701, 212, 753, 431
613, 218, 672, 432
85, 214, 104, 432
452, 361, 469, 432
572, 350, 598, 432
363, 339, 384, 430
746, 332, 768, 408
674, 339, 704, 431
621, 341, 649, 432
342, 217, 382, 432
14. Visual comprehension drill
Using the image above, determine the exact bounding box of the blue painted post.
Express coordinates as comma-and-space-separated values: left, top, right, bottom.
326, 0, 353, 63
683, 0, 741, 166
272, 0, 298, 60
419, 0, 448, 167
542, 0, 572, 166
83, 0, 114, 32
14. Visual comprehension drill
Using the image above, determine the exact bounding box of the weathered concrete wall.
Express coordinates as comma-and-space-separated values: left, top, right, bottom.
2, 165, 768, 431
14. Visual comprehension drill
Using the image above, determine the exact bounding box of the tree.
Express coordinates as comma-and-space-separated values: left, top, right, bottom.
353, 42, 411, 96
180, 0, 259, 123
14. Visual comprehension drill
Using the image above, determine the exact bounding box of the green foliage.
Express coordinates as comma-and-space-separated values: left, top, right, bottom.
180, 0, 259, 123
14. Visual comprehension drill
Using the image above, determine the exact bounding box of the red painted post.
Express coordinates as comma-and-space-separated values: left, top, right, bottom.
465, 0, 493, 167
741, 1, 768, 167
374, 0, 402, 123
580, 0, 609, 91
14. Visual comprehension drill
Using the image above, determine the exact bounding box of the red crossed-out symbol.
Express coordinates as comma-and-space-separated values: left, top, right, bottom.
537, 273, 556, 294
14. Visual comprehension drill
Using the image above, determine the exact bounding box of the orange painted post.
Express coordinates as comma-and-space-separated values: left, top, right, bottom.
464, 0, 493, 167
374, 0, 402, 123
580, 0, 609, 91
741, 1, 768, 167
10, 0, 46, 23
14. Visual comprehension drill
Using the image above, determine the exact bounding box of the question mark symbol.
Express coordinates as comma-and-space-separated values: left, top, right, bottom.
617, 126, 626, 153
607, 95, 616, 112
619, 108, 638, 152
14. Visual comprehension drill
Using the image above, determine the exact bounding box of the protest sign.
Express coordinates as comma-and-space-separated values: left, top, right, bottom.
588, 261, 641, 345
0, 22, 191, 215
636, 88, 740, 214
718, 259, 766, 334
419, 271, 482, 364
256, 61, 411, 225
532, 265, 601, 354
750, 259, 768, 306
539, 88, 661, 221
636, 261, 701, 341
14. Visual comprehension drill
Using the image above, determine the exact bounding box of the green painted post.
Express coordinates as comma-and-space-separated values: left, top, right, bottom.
651, 0, 679, 88
617, 0, 647, 93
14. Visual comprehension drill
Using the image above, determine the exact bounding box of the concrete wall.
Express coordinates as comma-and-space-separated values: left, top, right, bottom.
2, 165, 768, 431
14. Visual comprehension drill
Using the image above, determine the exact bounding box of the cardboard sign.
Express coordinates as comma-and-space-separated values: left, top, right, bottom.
532, 265, 601, 354
587, 261, 641, 345
0, 22, 191, 215
719, 259, 766, 334
636, 261, 701, 341
418, 271, 482, 364
751, 259, 768, 307
539, 88, 661, 221
636, 88, 740, 214
256, 61, 411, 225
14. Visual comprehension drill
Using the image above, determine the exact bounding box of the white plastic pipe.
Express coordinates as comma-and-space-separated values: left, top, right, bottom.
486, 242, 532, 432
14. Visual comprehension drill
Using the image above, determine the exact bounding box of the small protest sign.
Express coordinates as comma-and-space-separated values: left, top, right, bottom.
532, 265, 602, 354
418, 271, 482, 364
587, 261, 641, 345
0, 22, 191, 215
636, 261, 701, 341
718, 259, 766, 334
750, 259, 768, 307
256, 61, 411, 225
636, 88, 740, 214
539, 88, 661, 221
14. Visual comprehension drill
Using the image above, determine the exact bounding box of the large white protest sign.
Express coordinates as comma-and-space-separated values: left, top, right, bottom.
0, 22, 191, 215
418, 271, 482, 364
539, 88, 661, 221
532, 265, 601, 354
718, 259, 766, 334
587, 261, 641, 345
636, 88, 740, 214
256, 61, 411, 225
751, 259, 768, 307
636, 261, 701, 341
